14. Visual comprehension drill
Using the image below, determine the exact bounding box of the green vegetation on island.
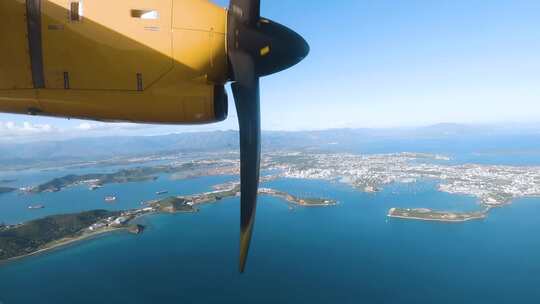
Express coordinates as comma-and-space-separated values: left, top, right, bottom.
259, 188, 337, 206
299, 197, 337, 206
0, 187, 15, 194
0, 210, 121, 261
29, 170, 160, 193
388, 207, 488, 222
150, 197, 197, 213
27, 161, 238, 193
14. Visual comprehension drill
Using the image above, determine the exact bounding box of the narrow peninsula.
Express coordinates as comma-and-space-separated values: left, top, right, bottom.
0, 184, 335, 263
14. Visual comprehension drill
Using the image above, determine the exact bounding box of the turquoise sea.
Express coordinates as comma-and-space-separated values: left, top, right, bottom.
0, 163, 540, 303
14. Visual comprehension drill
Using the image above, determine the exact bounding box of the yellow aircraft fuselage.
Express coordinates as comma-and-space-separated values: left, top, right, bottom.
0, 0, 229, 124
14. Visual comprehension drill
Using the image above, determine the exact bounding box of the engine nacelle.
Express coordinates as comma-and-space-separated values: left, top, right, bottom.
0, 0, 229, 124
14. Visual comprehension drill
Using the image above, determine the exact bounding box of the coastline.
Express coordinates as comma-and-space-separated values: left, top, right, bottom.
1, 227, 127, 265
0, 185, 334, 267
0, 207, 195, 267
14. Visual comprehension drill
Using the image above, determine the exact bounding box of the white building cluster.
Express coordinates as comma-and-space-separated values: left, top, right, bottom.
268, 151, 540, 206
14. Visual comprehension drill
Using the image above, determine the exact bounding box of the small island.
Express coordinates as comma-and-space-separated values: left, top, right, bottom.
27, 171, 160, 193
259, 188, 337, 206
23, 162, 239, 194
0, 187, 15, 195
0, 179, 17, 183
128, 224, 145, 234
387, 207, 488, 222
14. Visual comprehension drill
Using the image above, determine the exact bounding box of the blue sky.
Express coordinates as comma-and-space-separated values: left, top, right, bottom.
1, 0, 539, 140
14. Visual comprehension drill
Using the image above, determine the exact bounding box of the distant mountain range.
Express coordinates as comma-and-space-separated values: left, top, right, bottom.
0, 123, 539, 167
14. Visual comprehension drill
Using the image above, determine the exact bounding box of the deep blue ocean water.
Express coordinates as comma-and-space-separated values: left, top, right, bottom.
0, 161, 540, 303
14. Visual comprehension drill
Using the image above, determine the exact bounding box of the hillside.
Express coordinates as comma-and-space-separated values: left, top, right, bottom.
0, 210, 119, 261
0, 124, 539, 167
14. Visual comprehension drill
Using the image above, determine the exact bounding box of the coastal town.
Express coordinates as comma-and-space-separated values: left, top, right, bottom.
270, 151, 540, 207
20, 151, 540, 209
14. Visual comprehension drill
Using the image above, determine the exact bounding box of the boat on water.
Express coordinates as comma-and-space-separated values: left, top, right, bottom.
156, 190, 168, 195
104, 196, 117, 202
89, 184, 103, 191
28, 204, 45, 209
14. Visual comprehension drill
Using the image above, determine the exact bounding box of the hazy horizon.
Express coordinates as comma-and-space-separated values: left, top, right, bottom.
0, 119, 539, 143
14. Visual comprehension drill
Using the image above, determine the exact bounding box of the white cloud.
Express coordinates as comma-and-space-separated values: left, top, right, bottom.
0, 121, 57, 136
76, 122, 152, 132
76, 122, 94, 131
0, 118, 181, 143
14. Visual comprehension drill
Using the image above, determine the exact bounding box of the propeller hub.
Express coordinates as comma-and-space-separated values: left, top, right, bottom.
227, 15, 309, 82
251, 19, 310, 77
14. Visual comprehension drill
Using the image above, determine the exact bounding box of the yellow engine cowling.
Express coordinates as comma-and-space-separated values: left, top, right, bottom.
0, 0, 229, 124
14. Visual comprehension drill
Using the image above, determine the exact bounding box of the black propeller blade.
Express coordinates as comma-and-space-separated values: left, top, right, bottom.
232, 79, 260, 273
227, 0, 309, 272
